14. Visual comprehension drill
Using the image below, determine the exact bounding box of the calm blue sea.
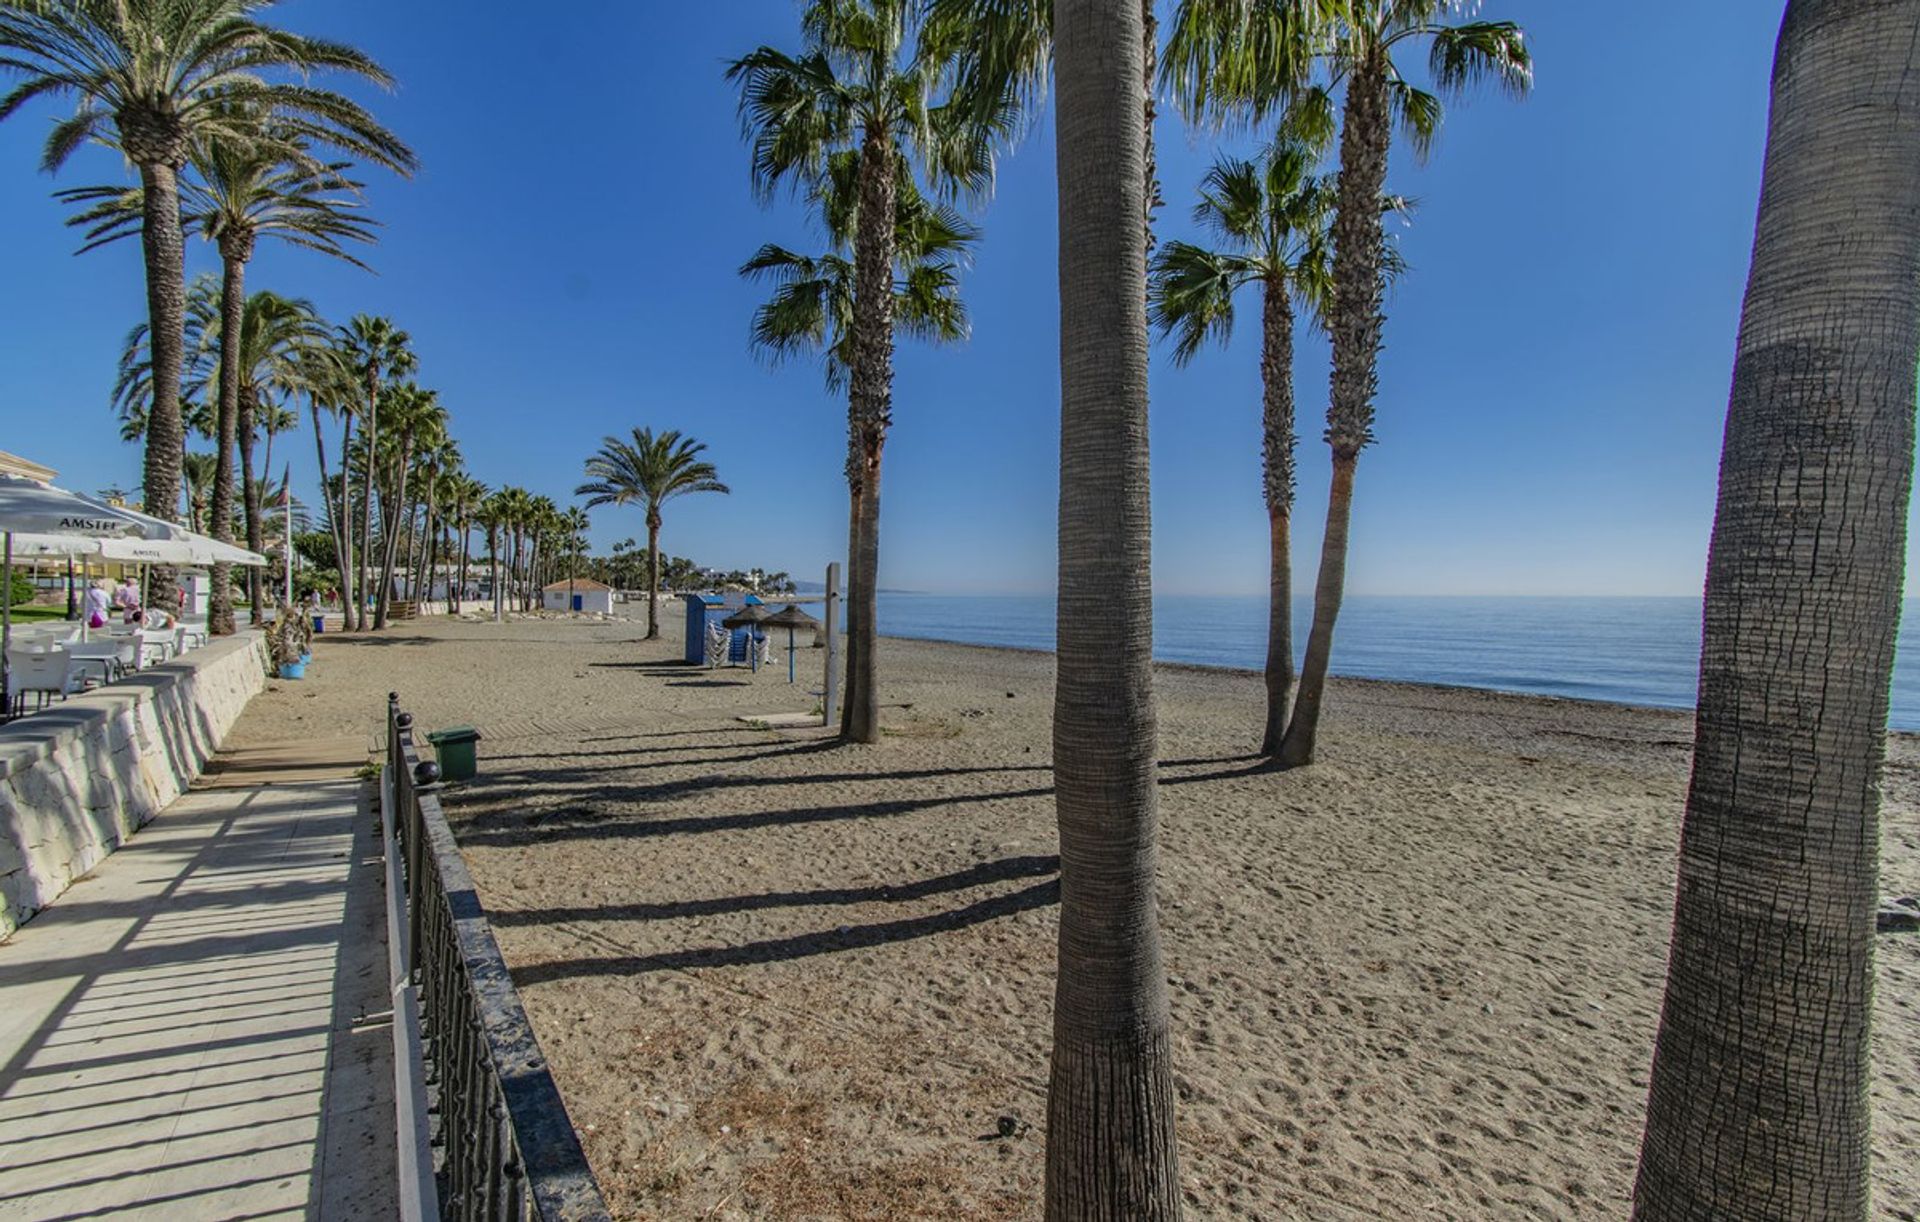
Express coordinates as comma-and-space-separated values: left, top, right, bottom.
866, 594, 1920, 732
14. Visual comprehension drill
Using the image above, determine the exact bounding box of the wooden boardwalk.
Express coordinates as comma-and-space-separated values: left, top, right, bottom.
0, 739, 393, 1221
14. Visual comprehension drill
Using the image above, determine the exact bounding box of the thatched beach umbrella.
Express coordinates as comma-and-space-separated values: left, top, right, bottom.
762, 603, 821, 683
721, 603, 770, 671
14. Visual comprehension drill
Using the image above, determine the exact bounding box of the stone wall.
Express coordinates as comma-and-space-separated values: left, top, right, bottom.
0, 632, 269, 938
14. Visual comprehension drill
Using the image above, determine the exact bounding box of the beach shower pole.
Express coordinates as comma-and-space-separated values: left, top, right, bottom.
823, 562, 839, 728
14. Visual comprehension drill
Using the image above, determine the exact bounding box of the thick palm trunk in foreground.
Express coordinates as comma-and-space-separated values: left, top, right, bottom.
839, 448, 864, 736
1280, 51, 1390, 769
1045, 1, 1182, 1215
137, 159, 187, 611
842, 129, 897, 745
1632, 2, 1920, 1217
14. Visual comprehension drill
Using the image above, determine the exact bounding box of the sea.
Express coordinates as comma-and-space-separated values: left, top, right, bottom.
861, 593, 1920, 733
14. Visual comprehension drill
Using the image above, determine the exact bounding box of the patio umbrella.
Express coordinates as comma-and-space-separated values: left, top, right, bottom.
1, 475, 151, 715
762, 604, 821, 684
721, 604, 770, 672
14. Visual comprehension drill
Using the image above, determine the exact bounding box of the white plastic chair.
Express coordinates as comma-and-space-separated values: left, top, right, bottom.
6, 648, 78, 715
138, 628, 175, 669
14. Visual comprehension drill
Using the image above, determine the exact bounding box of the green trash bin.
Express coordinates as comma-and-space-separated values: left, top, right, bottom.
426, 725, 482, 782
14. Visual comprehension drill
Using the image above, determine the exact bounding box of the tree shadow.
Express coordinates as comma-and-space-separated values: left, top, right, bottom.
491, 854, 1059, 928
663, 679, 752, 689
509, 877, 1060, 987
454, 782, 1058, 849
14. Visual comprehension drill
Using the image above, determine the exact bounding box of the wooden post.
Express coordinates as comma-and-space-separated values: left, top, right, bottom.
823, 562, 839, 728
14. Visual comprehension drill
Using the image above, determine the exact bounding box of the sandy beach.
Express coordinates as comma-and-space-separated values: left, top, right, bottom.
225, 613, 1920, 1220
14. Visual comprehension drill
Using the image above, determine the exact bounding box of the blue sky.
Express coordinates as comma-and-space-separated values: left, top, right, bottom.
0, 3, 1892, 596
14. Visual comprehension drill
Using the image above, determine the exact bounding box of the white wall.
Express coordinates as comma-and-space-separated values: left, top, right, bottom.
0, 632, 269, 937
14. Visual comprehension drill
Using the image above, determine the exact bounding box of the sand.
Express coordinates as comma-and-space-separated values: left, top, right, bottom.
226, 612, 1920, 1220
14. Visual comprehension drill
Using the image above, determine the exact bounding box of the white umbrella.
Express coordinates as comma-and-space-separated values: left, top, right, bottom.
1, 476, 151, 718
0, 474, 148, 537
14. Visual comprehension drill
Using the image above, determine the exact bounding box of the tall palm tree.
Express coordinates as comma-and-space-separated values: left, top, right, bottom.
61, 130, 382, 632
0, 0, 413, 612
1170, 0, 1529, 766
336, 315, 415, 628
1149, 144, 1332, 756
447, 474, 487, 614
371, 382, 443, 627
297, 342, 358, 624
1046, 1, 1181, 1215
729, 0, 998, 743
195, 288, 328, 623
1632, 0, 1920, 1215
558, 506, 590, 612
576, 429, 728, 638
479, 490, 513, 623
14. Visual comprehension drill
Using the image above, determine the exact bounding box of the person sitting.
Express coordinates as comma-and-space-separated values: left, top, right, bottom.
141, 606, 172, 631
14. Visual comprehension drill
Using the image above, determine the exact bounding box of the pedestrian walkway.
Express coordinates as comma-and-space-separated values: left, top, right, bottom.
0, 739, 393, 1221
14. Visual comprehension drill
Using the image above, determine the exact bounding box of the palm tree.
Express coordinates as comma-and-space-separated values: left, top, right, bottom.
729, 0, 998, 743
576, 429, 728, 638
1170, 0, 1529, 766
0, 0, 413, 612
1632, 1, 1920, 1215
297, 343, 358, 624
479, 490, 513, 623
371, 382, 443, 626
196, 288, 328, 623
336, 316, 416, 628
1149, 144, 1332, 756
558, 506, 590, 612
1045, 2, 1181, 1215
61, 128, 381, 631
446, 474, 487, 614
181, 450, 219, 532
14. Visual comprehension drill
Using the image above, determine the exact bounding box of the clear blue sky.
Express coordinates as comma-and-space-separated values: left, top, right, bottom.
2, 3, 1901, 596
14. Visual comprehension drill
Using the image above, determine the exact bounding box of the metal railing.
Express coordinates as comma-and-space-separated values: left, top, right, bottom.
382, 694, 611, 1221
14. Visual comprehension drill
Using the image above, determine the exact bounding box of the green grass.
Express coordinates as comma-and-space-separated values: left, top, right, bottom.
5, 605, 72, 623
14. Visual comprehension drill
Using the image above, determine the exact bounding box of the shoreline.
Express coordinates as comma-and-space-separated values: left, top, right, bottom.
872, 628, 1920, 740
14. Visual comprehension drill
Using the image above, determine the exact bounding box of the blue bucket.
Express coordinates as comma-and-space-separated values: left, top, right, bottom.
279, 660, 307, 680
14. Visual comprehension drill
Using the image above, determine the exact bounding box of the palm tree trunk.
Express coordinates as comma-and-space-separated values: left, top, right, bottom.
839, 438, 863, 737
207, 254, 245, 635
646, 515, 662, 638
312, 401, 351, 623
238, 392, 263, 621
1279, 453, 1354, 767
843, 126, 897, 745
455, 514, 470, 614
1632, 2, 1920, 1216
1260, 280, 1296, 756
375, 437, 413, 628
1045, 3, 1181, 1215
1279, 51, 1390, 769
356, 376, 380, 630
137, 160, 187, 612
337, 413, 357, 627
489, 525, 502, 622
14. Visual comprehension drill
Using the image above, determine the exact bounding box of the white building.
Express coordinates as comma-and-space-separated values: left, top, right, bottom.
542, 578, 615, 615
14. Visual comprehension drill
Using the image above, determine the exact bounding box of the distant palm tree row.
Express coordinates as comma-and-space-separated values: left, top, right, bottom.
0, 0, 415, 624
0, 1, 600, 637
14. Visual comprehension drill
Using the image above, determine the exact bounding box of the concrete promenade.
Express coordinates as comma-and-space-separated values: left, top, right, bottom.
0, 738, 393, 1221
